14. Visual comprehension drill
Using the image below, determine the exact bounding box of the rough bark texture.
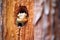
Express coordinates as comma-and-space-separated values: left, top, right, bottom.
1, 0, 60, 40
54, 0, 60, 40
0, 0, 2, 40
2, 0, 34, 40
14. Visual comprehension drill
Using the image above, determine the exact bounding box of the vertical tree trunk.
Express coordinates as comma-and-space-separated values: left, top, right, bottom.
2, 0, 34, 40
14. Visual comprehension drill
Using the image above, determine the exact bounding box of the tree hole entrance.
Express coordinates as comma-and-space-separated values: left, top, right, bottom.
16, 6, 28, 27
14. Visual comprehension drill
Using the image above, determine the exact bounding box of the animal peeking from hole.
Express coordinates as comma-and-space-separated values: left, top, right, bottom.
16, 12, 28, 27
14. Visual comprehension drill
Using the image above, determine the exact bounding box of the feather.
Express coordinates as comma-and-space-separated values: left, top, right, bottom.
16, 12, 28, 26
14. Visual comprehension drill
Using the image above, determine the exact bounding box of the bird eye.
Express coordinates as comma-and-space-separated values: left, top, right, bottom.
16, 6, 28, 27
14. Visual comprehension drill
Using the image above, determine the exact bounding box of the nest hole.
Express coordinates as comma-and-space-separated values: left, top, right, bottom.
16, 6, 28, 27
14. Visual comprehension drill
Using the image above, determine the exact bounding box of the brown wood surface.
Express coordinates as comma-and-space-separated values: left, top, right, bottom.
2, 0, 60, 40
2, 0, 34, 40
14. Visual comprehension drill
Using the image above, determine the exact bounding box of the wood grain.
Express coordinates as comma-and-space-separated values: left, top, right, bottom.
2, 0, 34, 40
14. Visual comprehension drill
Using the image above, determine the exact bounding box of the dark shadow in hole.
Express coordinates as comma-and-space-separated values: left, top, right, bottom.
18, 23, 22, 27
18, 6, 29, 17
